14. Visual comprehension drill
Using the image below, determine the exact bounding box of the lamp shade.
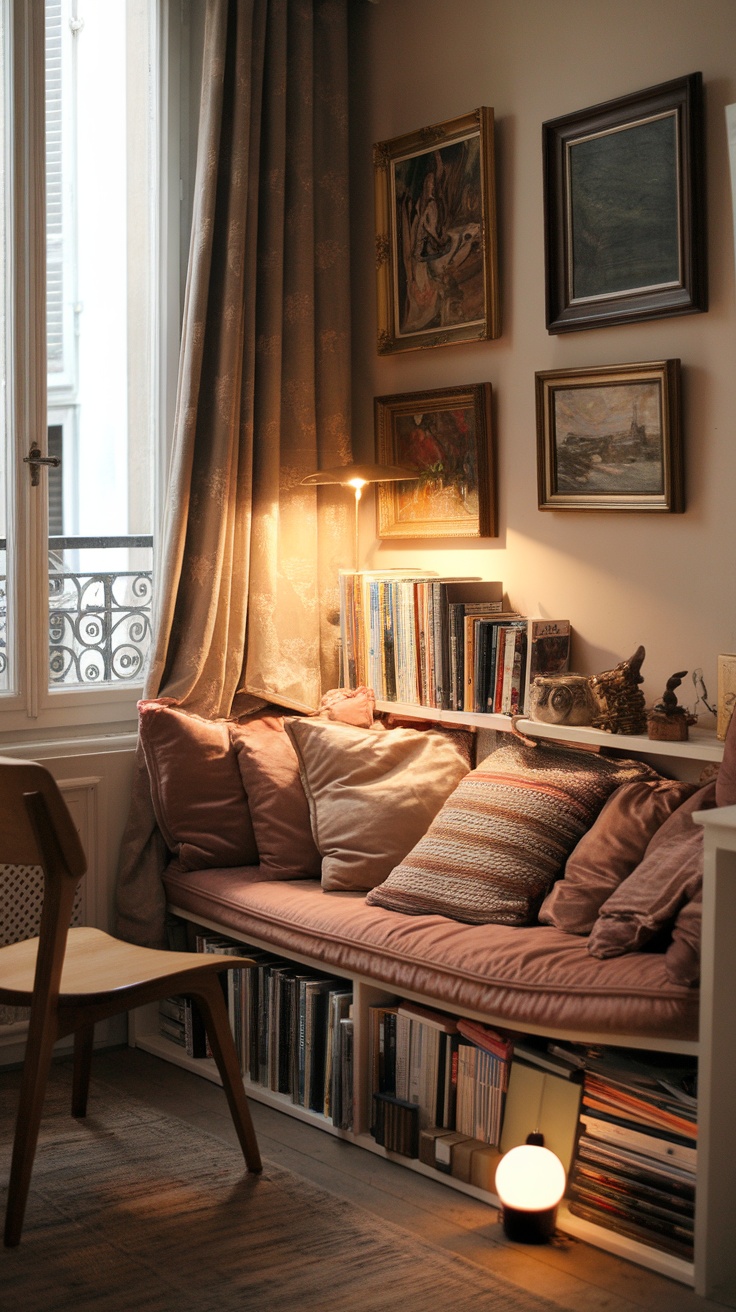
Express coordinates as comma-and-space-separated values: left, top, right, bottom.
494, 1139, 566, 1243
301, 462, 418, 487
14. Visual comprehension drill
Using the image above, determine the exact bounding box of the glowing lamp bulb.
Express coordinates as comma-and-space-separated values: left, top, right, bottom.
494, 1140, 566, 1243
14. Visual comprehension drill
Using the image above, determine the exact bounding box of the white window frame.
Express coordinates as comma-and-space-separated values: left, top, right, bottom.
0, 0, 189, 746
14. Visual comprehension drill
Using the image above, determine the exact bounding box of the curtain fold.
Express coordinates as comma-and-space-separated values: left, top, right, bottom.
115, 0, 351, 946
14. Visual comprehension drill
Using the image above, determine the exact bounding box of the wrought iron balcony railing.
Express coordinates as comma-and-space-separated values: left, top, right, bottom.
0, 534, 153, 687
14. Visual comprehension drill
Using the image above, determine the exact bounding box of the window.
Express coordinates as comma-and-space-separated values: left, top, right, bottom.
0, 1, 187, 737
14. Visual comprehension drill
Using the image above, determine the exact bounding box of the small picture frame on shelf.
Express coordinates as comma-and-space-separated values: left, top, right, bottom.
374, 382, 496, 538
535, 359, 683, 513
543, 73, 706, 333
373, 108, 500, 354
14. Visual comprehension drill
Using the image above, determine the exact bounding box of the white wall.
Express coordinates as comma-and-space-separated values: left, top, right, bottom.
348, 0, 736, 718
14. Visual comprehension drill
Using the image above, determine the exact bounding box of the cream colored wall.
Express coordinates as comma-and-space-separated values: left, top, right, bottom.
348, 0, 736, 717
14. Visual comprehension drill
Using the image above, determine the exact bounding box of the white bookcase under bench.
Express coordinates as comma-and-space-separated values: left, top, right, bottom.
130, 717, 736, 1307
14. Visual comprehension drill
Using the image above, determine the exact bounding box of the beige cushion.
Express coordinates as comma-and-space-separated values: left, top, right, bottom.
538, 778, 696, 934
587, 781, 718, 962
138, 698, 258, 871
284, 718, 472, 892
367, 739, 658, 926
229, 715, 322, 879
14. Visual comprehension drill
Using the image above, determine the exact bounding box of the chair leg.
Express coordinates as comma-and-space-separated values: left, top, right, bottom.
4, 1018, 59, 1247
191, 980, 262, 1174
72, 1024, 95, 1118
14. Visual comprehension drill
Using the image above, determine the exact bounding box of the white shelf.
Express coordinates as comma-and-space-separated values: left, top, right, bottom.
376, 700, 724, 763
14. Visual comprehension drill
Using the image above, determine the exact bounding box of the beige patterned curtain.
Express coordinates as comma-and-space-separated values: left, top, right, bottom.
115, 0, 352, 945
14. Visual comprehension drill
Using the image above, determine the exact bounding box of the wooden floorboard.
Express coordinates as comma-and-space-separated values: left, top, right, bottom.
48, 1046, 720, 1312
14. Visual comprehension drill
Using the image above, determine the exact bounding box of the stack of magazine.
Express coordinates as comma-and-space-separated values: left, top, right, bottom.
567, 1048, 697, 1260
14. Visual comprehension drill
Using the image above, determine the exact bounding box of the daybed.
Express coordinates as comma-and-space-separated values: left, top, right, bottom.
131, 693, 736, 1305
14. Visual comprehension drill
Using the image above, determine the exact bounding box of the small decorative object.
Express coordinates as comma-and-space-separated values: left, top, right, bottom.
527, 673, 595, 727
536, 359, 683, 513
647, 671, 697, 742
717, 654, 736, 741
494, 1134, 566, 1243
373, 108, 500, 354
374, 384, 496, 539
543, 73, 705, 333
589, 645, 647, 735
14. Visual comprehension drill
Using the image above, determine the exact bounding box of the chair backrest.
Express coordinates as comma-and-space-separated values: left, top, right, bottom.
0, 757, 86, 885
0, 757, 88, 1016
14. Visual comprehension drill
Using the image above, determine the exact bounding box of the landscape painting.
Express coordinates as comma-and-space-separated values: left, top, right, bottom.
536, 360, 683, 512
553, 381, 663, 494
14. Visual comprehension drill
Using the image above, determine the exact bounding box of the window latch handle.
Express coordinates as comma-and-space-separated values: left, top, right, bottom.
23, 443, 62, 487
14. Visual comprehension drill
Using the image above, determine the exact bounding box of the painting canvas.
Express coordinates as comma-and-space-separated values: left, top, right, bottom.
543, 74, 705, 332
375, 384, 495, 538
568, 114, 679, 301
536, 360, 683, 512
553, 381, 663, 495
374, 109, 500, 353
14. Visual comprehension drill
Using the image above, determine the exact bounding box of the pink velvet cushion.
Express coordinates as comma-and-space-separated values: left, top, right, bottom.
716, 700, 736, 806
665, 892, 702, 987
367, 739, 659, 926
229, 715, 322, 879
538, 778, 697, 934
285, 717, 472, 892
587, 781, 718, 963
138, 698, 258, 871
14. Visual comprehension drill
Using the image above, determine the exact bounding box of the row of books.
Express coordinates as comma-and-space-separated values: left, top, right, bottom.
158, 935, 355, 1130
369, 1001, 514, 1156
338, 569, 570, 714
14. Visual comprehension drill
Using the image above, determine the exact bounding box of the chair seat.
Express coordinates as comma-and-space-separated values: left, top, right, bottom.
0, 926, 255, 1006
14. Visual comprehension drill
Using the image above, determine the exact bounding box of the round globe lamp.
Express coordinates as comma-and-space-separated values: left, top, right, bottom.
494, 1136, 566, 1243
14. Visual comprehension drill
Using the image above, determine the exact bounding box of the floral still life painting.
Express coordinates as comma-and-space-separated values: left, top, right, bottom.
375, 384, 495, 538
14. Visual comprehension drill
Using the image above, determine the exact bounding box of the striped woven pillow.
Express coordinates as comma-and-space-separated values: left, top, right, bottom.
366, 739, 659, 926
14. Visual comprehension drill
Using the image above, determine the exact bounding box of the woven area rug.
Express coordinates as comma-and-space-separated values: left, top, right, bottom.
0, 1066, 561, 1312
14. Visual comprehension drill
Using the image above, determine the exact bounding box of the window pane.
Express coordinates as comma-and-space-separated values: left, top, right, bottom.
46, 0, 154, 689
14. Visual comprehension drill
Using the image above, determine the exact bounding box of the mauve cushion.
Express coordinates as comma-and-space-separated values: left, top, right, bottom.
163, 864, 700, 1041
665, 891, 702, 987
229, 715, 322, 879
285, 717, 472, 892
716, 702, 736, 806
587, 781, 718, 961
367, 739, 659, 927
538, 778, 697, 934
138, 698, 258, 871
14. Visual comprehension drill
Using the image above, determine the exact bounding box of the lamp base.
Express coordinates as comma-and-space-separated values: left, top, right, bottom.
500, 1204, 558, 1244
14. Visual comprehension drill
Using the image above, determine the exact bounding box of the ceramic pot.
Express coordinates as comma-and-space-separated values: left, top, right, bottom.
527, 673, 595, 726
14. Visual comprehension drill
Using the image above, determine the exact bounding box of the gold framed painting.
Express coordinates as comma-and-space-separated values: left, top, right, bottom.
375, 383, 496, 538
535, 359, 683, 512
373, 108, 500, 355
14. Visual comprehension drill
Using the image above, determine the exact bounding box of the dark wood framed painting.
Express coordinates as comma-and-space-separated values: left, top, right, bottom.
543, 73, 706, 333
536, 360, 683, 512
373, 109, 500, 354
375, 383, 496, 537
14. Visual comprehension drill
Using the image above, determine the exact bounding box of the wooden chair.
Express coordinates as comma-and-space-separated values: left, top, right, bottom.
0, 755, 262, 1247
